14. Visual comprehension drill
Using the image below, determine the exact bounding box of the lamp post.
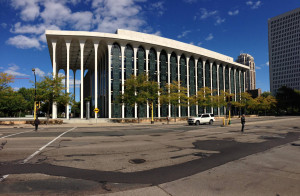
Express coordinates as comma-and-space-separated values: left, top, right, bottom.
32, 68, 36, 120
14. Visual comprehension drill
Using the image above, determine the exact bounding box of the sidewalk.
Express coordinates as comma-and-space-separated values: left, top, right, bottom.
99, 139, 300, 196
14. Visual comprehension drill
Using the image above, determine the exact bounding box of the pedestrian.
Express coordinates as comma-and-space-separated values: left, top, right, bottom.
241, 114, 245, 133
34, 116, 40, 131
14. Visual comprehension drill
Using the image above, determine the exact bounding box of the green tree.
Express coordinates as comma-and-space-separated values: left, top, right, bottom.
119, 73, 160, 123
36, 74, 72, 119
17, 87, 35, 115
160, 81, 188, 122
191, 87, 215, 112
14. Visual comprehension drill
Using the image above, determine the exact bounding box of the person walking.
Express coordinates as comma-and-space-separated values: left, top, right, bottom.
34, 116, 40, 131
241, 114, 245, 133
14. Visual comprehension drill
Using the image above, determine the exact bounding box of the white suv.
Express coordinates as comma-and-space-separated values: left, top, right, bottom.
187, 113, 215, 125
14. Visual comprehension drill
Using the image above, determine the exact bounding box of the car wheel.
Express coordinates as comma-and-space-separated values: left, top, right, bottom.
195, 121, 200, 125
209, 120, 213, 125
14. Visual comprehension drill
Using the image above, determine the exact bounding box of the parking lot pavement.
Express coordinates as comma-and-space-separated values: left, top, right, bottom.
0, 116, 300, 195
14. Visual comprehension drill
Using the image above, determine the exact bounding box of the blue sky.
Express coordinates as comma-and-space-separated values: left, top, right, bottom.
1, 0, 300, 100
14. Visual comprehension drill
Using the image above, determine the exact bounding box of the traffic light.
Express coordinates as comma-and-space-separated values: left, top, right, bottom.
35, 101, 40, 109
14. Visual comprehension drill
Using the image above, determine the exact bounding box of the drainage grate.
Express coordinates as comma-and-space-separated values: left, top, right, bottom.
129, 159, 146, 164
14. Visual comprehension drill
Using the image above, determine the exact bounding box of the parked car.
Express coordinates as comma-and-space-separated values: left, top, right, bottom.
187, 113, 215, 125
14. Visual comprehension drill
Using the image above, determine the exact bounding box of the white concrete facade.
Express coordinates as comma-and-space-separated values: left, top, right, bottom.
46, 29, 249, 119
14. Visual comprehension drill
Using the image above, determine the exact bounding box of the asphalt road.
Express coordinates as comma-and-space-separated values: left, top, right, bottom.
0, 116, 300, 195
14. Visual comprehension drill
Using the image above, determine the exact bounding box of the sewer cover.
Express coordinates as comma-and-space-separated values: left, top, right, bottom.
129, 159, 146, 164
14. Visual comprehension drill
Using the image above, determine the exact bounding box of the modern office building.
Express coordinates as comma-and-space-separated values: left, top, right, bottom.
268, 7, 300, 94
46, 29, 249, 119
236, 53, 256, 91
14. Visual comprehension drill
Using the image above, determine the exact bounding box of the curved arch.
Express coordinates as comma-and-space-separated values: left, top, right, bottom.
124, 44, 134, 118
160, 50, 168, 117
170, 52, 177, 83
230, 68, 235, 95
148, 48, 157, 81
137, 46, 145, 75
180, 54, 187, 117
205, 60, 211, 89
189, 56, 196, 116
225, 65, 229, 92
111, 42, 121, 118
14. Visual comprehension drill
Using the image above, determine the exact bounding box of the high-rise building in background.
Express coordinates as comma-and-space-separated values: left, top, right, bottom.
236, 53, 256, 91
268, 8, 300, 94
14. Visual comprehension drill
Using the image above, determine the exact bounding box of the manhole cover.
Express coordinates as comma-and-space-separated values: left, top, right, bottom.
129, 159, 146, 164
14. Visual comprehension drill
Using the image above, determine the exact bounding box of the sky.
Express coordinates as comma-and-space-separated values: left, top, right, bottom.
1, 0, 300, 101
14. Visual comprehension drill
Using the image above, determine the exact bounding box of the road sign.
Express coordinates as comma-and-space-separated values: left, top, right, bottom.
94, 108, 99, 113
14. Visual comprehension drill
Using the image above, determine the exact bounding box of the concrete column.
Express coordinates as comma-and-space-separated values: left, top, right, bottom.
145, 49, 149, 118
177, 55, 181, 117
65, 39, 71, 120
121, 45, 125, 119
186, 57, 190, 117
133, 47, 138, 118
73, 69, 76, 106
202, 60, 206, 113
195, 59, 198, 115
217, 63, 220, 116
107, 44, 112, 119
244, 71, 246, 93
234, 68, 236, 101
93, 40, 99, 119
51, 40, 57, 119
223, 66, 226, 115
229, 67, 231, 94
210, 62, 213, 113
239, 70, 241, 99
167, 52, 171, 117
157, 50, 161, 118
79, 39, 85, 119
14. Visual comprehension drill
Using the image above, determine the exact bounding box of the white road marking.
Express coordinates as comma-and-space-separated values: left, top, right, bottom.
0, 130, 34, 139
0, 127, 76, 182
21, 127, 77, 164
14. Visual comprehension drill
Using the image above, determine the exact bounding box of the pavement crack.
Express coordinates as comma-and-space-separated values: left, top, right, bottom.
157, 185, 173, 196
0, 140, 7, 150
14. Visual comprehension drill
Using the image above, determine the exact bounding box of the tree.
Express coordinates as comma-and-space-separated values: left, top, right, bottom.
191, 87, 215, 112
119, 73, 160, 123
160, 81, 188, 122
17, 87, 35, 115
0, 72, 13, 91
231, 92, 253, 116
36, 74, 72, 119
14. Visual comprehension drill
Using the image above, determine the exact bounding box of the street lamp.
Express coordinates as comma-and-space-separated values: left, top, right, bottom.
32, 68, 37, 120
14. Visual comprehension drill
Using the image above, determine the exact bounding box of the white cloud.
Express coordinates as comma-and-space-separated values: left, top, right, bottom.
198, 8, 218, 20
246, 1, 261, 9
266, 61, 269, 66
215, 17, 225, 25
149, 1, 164, 16
183, 0, 198, 3
93, 0, 146, 33
153, 31, 162, 36
177, 30, 191, 39
205, 33, 214, 41
13, 87, 20, 91
34, 67, 45, 77
6, 35, 41, 49
4, 64, 29, 77
1, 23, 7, 29
256, 66, 261, 70
11, 22, 60, 35
8, 0, 153, 49
228, 10, 239, 16
11, 0, 40, 21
